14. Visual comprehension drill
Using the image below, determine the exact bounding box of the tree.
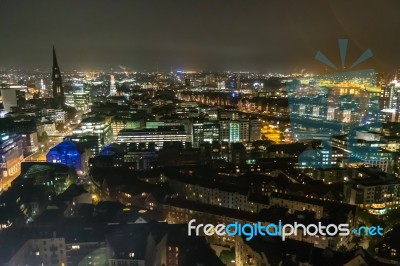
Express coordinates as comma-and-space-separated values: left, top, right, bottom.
337, 245, 348, 252
38, 131, 49, 144
219, 249, 235, 265
356, 207, 382, 227
64, 106, 77, 120
55, 123, 65, 133
382, 208, 400, 229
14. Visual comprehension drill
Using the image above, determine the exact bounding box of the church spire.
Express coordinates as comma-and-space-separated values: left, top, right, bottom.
52, 45, 64, 108
53, 45, 59, 69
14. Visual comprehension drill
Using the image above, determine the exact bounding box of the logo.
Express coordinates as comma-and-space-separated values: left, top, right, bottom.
188, 219, 384, 241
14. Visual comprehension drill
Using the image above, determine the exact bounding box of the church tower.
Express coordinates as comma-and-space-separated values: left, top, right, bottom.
52, 46, 64, 108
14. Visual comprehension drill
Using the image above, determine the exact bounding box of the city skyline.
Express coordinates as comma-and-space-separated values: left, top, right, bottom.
2, 2, 400, 265
1, 0, 400, 73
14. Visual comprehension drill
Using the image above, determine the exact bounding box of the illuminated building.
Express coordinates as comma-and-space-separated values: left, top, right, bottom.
349, 168, 400, 215
109, 75, 117, 96
54, 109, 67, 124
124, 150, 157, 170
220, 120, 237, 142
20, 131, 39, 156
66, 242, 106, 266
90, 143, 157, 170
219, 110, 241, 120
377, 226, 400, 261
5, 237, 66, 266
41, 109, 67, 124
249, 119, 261, 142
65, 94, 73, 107
379, 80, 400, 122
65, 91, 90, 112
0, 133, 23, 179
72, 116, 113, 150
204, 74, 215, 85
381, 135, 400, 152
380, 82, 397, 110
68, 135, 100, 156
220, 119, 260, 143
40, 121, 57, 136
15, 162, 75, 195
145, 121, 165, 129
46, 140, 90, 176
165, 175, 263, 212
297, 143, 346, 169
0, 85, 27, 112
217, 81, 225, 90
192, 122, 220, 148
163, 196, 350, 250
331, 133, 395, 171
116, 126, 187, 150
175, 106, 199, 118
199, 107, 218, 120
111, 117, 143, 137
51, 46, 65, 108
349, 147, 394, 173
381, 109, 397, 122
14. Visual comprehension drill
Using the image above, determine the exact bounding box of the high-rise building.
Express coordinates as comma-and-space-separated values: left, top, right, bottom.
0, 85, 27, 112
109, 75, 117, 96
386, 80, 399, 110
249, 119, 261, 142
219, 119, 260, 143
52, 46, 65, 108
192, 122, 220, 148
380, 84, 394, 110
380, 80, 400, 122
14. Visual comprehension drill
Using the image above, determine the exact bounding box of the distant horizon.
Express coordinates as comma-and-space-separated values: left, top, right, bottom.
0, 46, 395, 76
0, 66, 397, 78
0, 44, 393, 74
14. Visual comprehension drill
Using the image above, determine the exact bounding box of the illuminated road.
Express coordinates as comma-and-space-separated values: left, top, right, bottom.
0, 150, 49, 191
0, 137, 63, 192
261, 124, 283, 143
0, 171, 20, 191
23, 150, 47, 162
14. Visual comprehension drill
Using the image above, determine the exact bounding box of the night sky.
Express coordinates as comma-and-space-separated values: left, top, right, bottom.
1, 0, 400, 73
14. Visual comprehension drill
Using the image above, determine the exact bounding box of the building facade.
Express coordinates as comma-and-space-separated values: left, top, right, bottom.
117, 126, 187, 150
0, 133, 23, 179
